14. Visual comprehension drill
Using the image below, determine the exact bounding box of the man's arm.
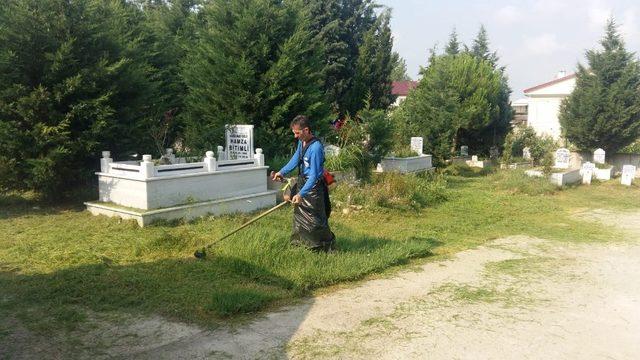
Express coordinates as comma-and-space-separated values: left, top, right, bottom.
297, 142, 324, 197
272, 141, 301, 181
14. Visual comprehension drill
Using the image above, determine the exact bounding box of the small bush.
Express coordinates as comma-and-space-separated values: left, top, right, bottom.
388, 145, 419, 158
502, 127, 556, 168
492, 170, 557, 196
331, 171, 447, 211
442, 163, 493, 177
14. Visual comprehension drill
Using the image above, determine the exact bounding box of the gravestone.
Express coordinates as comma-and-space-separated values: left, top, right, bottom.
324, 145, 340, 157
554, 148, 570, 169
460, 145, 469, 157
581, 162, 595, 185
410, 137, 424, 156
490, 146, 499, 159
621, 165, 636, 186
593, 148, 606, 164
225, 124, 254, 160
472, 155, 479, 162
523, 147, 531, 160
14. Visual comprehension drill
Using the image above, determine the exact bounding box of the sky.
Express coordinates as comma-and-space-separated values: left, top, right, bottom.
377, 0, 640, 99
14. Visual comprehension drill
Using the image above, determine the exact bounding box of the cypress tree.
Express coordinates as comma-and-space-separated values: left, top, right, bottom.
0, 0, 159, 198
181, 0, 329, 157
445, 28, 461, 55
391, 52, 412, 81
560, 18, 640, 154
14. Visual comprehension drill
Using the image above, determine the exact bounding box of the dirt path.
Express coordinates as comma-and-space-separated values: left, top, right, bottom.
7, 210, 640, 359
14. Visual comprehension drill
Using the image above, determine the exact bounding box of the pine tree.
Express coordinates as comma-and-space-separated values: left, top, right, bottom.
392, 53, 502, 163
560, 18, 640, 153
180, 0, 330, 157
391, 52, 412, 81
0, 0, 159, 198
445, 28, 461, 55
465, 25, 512, 155
347, 9, 394, 113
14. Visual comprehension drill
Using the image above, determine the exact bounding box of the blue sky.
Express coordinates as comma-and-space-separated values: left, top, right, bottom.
377, 0, 640, 99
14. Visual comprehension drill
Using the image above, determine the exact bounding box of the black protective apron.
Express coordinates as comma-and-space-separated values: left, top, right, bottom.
290, 139, 335, 251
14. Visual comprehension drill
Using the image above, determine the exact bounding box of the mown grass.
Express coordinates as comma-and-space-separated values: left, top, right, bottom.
1, 167, 639, 338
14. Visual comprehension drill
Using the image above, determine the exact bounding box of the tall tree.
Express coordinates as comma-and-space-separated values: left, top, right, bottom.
560, 18, 640, 154
390, 52, 412, 81
347, 9, 394, 113
134, 0, 204, 153
0, 0, 159, 198
465, 25, 512, 155
392, 53, 502, 163
181, 0, 330, 157
445, 28, 461, 55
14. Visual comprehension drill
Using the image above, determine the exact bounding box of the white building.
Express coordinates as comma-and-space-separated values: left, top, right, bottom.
523, 71, 576, 139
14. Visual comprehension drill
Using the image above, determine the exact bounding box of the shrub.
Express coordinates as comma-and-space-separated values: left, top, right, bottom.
502, 127, 556, 168
331, 171, 447, 211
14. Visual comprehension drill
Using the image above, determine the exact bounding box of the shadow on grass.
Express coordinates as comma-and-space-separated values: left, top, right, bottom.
0, 193, 88, 220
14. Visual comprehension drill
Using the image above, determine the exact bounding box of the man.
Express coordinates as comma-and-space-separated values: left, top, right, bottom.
271, 115, 335, 252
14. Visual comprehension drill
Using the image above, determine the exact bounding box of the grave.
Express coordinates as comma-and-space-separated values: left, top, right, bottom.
621, 165, 636, 186
581, 162, 595, 185
466, 155, 491, 168
377, 137, 434, 174
592, 148, 614, 180
85, 125, 277, 226
547, 148, 580, 186
526, 148, 580, 186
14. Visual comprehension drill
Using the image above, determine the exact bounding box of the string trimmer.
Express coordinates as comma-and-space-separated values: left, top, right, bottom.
193, 178, 293, 259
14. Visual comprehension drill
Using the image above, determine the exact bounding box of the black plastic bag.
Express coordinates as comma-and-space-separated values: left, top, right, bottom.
290, 176, 334, 251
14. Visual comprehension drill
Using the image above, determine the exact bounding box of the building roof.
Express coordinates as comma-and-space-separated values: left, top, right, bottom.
523, 73, 576, 94
392, 81, 418, 96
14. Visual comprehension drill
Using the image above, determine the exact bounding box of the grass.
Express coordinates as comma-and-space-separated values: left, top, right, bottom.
1, 168, 639, 340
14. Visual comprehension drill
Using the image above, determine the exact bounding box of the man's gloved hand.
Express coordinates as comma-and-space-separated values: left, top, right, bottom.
270, 171, 284, 182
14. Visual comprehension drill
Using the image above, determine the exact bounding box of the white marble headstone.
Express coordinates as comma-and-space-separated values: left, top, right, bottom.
460, 146, 469, 157
324, 145, 340, 157
593, 148, 605, 164
225, 124, 254, 160
581, 162, 595, 185
554, 148, 570, 169
472, 155, 478, 162
410, 137, 424, 156
523, 147, 531, 160
621, 165, 636, 186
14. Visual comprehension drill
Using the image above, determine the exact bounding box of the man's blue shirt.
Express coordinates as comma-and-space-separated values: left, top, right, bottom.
279, 140, 324, 197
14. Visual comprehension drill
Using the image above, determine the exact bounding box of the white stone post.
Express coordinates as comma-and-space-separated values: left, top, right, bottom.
140, 154, 155, 179
166, 148, 176, 163
205, 151, 217, 172
217, 146, 226, 161
621, 165, 636, 186
100, 151, 113, 173
581, 162, 594, 185
254, 148, 264, 167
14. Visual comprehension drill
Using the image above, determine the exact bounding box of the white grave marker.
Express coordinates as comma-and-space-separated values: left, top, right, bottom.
554, 148, 570, 169
225, 124, 254, 160
410, 137, 424, 156
523, 147, 531, 160
324, 145, 340, 157
472, 155, 479, 162
460, 145, 469, 157
593, 148, 606, 164
621, 165, 636, 186
581, 162, 595, 185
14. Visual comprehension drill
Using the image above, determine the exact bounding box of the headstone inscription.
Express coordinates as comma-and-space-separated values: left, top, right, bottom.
225, 125, 254, 160
554, 148, 570, 169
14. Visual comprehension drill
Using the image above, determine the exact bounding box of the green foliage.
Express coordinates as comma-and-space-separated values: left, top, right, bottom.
331, 107, 394, 180
347, 9, 394, 112
0, 0, 160, 198
560, 18, 640, 154
502, 127, 556, 169
307, 0, 392, 115
324, 146, 362, 172
389, 146, 419, 158
332, 171, 448, 211
445, 28, 461, 55
390, 52, 412, 81
492, 170, 557, 196
180, 0, 330, 156
619, 138, 640, 154
391, 53, 503, 164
